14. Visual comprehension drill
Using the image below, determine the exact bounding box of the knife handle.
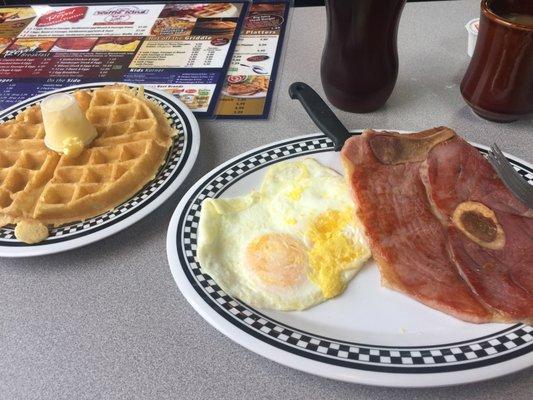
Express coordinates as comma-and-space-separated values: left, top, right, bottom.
289, 82, 351, 151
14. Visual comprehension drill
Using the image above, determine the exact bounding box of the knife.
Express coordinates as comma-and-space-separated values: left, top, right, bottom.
289, 82, 352, 151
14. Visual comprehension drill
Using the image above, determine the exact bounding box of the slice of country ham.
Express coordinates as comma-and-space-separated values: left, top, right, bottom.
341, 128, 492, 323
420, 137, 531, 218
421, 137, 533, 322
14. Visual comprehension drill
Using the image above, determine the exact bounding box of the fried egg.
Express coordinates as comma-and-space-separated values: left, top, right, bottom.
197, 159, 371, 311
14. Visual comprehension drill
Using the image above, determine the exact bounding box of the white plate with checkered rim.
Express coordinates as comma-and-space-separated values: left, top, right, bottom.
167, 132, 533, 387
0, 82, 200, 257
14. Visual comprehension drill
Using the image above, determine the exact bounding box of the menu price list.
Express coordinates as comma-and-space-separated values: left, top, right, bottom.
130, 37, 229, 69
0, 52, 130, 79
215, 1, 290, 119
0, 78, 83, 107
0, 2, 249, 117
124, 70, 221, 113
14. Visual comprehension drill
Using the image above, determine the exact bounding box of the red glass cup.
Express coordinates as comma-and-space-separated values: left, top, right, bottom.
460, 0, 533, 122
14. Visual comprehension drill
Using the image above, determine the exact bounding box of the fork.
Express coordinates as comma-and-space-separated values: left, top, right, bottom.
487, 143, 533, 209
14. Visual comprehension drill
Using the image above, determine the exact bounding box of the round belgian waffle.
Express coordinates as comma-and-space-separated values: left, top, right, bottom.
0, 85, 174, 228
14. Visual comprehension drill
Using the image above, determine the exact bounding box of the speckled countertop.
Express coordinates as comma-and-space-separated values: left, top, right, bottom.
1, 1, 531, 399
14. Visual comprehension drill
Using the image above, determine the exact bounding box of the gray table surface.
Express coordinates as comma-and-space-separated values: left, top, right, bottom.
1, 1, 532, 399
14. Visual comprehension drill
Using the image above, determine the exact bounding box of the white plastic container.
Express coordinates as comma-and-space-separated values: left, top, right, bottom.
466, 18, 479, 57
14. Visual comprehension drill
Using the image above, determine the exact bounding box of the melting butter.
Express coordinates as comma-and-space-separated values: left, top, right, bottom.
63, 137, 84, 157
41, 93, 97, 155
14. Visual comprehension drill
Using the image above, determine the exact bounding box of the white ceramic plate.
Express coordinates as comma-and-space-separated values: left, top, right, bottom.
167, 132, 533, 387
0, 82, 200, 257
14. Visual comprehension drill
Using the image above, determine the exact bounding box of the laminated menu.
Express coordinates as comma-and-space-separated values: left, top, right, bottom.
0, 2, 249, 118
215, 1, 290, 119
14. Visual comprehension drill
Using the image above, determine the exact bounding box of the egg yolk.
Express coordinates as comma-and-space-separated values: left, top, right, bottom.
245, 233, 308, 288
307, 209, 361, 299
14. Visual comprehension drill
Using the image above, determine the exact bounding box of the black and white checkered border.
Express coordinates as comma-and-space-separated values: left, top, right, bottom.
178, 135, 533, 369
199, 279, 532, 366
0, 91, 186, 241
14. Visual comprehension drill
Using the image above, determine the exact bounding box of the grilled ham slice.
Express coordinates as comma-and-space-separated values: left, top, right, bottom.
342, 127, 533, 323
421, 137, 533, 323
341, 128, 493, 323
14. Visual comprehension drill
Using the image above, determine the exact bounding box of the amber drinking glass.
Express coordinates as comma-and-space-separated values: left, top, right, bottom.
460, 0, 533, 122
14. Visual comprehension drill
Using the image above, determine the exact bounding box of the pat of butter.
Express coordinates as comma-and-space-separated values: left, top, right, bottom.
63, 137, 84, 157
15, 220, 49, 244
41, 93, 97, 155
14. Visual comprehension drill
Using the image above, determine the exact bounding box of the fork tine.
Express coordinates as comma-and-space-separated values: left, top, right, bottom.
490, 143, 502, 156
487, 153, 519, 196
491, 147, 528, 192
488, 146, 523, 188
491, 144, 511, 168
488, 143, 533, 208
489, 153, 528, 197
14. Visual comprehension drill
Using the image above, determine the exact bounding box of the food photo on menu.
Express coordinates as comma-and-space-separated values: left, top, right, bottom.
0, 0, 531, 398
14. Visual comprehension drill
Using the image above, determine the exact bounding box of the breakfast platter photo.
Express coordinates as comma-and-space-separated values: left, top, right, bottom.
0, 0, 531, 399
0, 82, 200, 257
222, 75, 270, 98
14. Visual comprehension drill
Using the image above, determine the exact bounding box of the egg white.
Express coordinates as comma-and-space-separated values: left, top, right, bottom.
197, 158, 370, 311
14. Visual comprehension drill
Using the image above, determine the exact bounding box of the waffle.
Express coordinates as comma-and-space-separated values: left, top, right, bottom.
0, 85, 175, 239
